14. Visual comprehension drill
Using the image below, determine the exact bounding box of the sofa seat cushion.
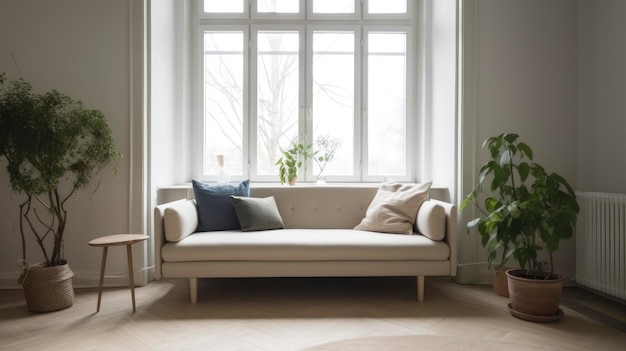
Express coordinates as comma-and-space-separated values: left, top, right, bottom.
161, 229, 450, 262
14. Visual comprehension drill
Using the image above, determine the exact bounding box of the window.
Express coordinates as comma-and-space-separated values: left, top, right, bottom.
197, 0, 413, 182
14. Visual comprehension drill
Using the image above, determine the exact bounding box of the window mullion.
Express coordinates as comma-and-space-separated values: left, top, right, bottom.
301, 26, 311, 181
248, 26, 258, 181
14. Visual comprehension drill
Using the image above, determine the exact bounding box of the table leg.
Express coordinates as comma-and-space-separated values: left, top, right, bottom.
126, 244, 136, 313
97, 246, 108, 313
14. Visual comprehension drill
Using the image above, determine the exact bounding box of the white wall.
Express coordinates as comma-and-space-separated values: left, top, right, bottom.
0, 0, 146, 288
420, 0, 458, 203
459, 0, 579, 283
148, 0, 193, 284
150, 0, 191, 190
460, 0, 626, 285
577, 0, 626, 194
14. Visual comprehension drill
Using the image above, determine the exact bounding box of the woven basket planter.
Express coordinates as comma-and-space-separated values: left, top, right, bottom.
18, 262, 75, 312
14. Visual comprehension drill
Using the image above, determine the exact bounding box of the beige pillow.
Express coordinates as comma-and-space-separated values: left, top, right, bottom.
354, 181, 432, 234
164, 200, 198, 242
415, 201, 446, 240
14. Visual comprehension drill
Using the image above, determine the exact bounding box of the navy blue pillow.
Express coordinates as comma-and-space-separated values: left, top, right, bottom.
192, 179, 250, 231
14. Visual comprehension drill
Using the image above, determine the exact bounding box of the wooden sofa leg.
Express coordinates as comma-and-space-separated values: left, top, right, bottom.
190, 278, 198, 304
417, 276, 424, 302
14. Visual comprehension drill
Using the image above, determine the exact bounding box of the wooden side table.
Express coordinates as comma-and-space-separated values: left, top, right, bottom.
88, 234, 149, 313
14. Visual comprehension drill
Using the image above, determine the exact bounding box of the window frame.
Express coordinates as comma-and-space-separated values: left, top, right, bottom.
194, 0, 415, 183
195, 25, 250, 182
362, 25, 413, 182
305, 24, 362, 182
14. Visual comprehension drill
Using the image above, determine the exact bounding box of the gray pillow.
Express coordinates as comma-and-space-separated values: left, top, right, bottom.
231, 195, 285, 232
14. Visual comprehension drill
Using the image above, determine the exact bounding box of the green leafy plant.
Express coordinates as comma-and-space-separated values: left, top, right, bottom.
460, 133, 579, 279
0, 73, 121, 267
275, 141, 315, 185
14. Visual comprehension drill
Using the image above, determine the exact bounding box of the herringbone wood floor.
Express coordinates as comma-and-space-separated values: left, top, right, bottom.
1, 277, 624, 350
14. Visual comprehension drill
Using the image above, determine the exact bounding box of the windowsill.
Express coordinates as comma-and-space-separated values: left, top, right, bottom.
157, 182, 448, 190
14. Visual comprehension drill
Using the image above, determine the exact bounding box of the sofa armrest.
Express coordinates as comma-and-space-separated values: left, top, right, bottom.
429, 199, 458, 276
154, 199, 197, 279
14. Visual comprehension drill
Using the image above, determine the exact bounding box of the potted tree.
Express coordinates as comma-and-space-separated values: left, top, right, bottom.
0, 74, 121, 312
461, 133, 579, 321
275, 141, 315, 185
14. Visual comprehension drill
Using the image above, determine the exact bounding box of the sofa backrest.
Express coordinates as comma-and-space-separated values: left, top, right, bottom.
251, 186, 378, 229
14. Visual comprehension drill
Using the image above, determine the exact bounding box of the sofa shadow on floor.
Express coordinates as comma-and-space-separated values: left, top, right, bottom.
138, 276, 497, 320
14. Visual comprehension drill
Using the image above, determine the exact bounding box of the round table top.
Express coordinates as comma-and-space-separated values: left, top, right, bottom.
88, 234, 149, 247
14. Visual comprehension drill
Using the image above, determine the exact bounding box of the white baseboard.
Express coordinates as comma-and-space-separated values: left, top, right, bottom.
0, 269, 152, 289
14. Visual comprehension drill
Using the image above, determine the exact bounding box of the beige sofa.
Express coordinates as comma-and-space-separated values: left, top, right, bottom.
154, 185, 457, 303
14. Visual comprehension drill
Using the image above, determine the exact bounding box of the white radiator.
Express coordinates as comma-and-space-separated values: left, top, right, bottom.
575, 192, 626, 300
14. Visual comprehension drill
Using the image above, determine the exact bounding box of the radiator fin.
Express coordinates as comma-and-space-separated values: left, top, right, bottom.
575, 192, 626, 301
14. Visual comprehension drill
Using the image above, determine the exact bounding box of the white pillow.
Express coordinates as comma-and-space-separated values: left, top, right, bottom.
354, 181, 432, 234
415, 201, 446, 241
164, 200, 198, 242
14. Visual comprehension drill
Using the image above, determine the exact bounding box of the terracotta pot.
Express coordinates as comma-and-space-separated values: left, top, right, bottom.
506, 269, 563, 317
492, 266, 509, 297
288, 177, 297, 186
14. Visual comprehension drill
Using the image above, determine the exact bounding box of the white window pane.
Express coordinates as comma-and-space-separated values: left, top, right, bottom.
368, 0, 407, 14
257, 0, 299, 13
256, 31, 300, 175
313, 0, 354, 14
205, 32, 244, 52
204, 0, 245, 13
313, 32, 354, 52
312, 31, 354, 176
368, 32, 406, 176
369, 33, 406, 53
203, 32, 244, 176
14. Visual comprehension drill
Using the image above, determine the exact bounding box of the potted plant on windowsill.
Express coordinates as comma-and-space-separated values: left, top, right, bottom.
276, 141, 315, 185
461, 133, 579, 321
312, 134, 342, 184
0, 73, 121, 312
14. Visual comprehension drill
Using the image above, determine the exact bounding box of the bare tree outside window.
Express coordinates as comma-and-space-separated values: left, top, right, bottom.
256, 31, 300, 175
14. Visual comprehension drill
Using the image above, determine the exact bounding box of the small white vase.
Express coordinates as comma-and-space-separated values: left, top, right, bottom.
216, 155, 231, 183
